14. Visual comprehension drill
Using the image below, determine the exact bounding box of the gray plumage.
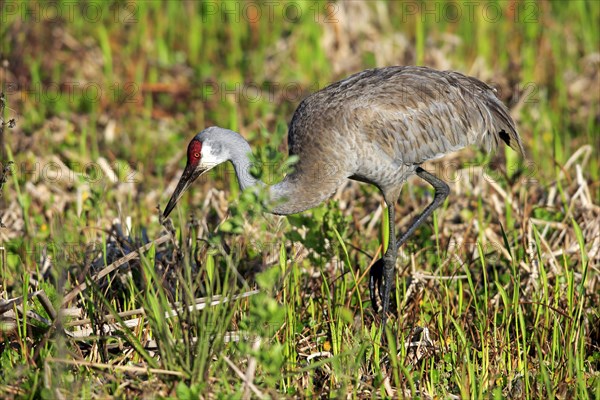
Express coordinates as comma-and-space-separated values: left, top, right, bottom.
278, 66, 523, 213
163, 66, 524, 326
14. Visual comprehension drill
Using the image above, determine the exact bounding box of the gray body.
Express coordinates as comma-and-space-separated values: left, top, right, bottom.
163, 66, 524, 326
270, 66, 522, 213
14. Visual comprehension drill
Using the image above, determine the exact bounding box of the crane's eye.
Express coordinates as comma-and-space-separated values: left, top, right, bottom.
187, 139, 203, 163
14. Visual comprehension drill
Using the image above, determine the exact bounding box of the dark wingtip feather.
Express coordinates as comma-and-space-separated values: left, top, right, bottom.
488, 97, 525, 156
498, 129, 525, 155
449, 71, 525, 156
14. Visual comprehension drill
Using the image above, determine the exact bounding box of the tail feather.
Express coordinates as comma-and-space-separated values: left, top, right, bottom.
486, 97, 525, 155
448, 71, 525, 156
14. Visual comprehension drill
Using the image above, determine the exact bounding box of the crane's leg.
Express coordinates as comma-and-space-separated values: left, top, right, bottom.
370, 167, 450, 326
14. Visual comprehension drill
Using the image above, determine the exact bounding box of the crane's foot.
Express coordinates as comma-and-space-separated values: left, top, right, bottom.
369, 258, 385, 312
380, 258, 395, 327
369, 256, 396, 327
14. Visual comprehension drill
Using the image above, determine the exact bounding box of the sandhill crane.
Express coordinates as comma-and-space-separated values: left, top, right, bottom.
163, 66, 524, 326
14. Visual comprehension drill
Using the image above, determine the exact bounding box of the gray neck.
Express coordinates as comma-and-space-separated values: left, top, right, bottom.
229, 141, 261, 191
226, 132, 295, 214
216, 127, 334, 215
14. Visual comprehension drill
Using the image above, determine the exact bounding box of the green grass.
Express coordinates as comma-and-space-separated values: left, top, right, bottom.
1, 0, 599, 398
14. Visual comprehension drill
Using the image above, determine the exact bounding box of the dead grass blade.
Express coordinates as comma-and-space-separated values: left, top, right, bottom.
45, 356, 186, 377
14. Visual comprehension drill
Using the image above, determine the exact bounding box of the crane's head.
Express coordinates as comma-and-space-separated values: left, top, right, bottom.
163, 128, 230, 218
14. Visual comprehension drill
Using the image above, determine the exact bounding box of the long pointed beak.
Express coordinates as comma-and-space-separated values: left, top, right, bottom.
163, 164, 206, 218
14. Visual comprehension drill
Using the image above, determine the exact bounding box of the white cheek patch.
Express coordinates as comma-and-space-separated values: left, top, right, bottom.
199, 143, 226, 170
